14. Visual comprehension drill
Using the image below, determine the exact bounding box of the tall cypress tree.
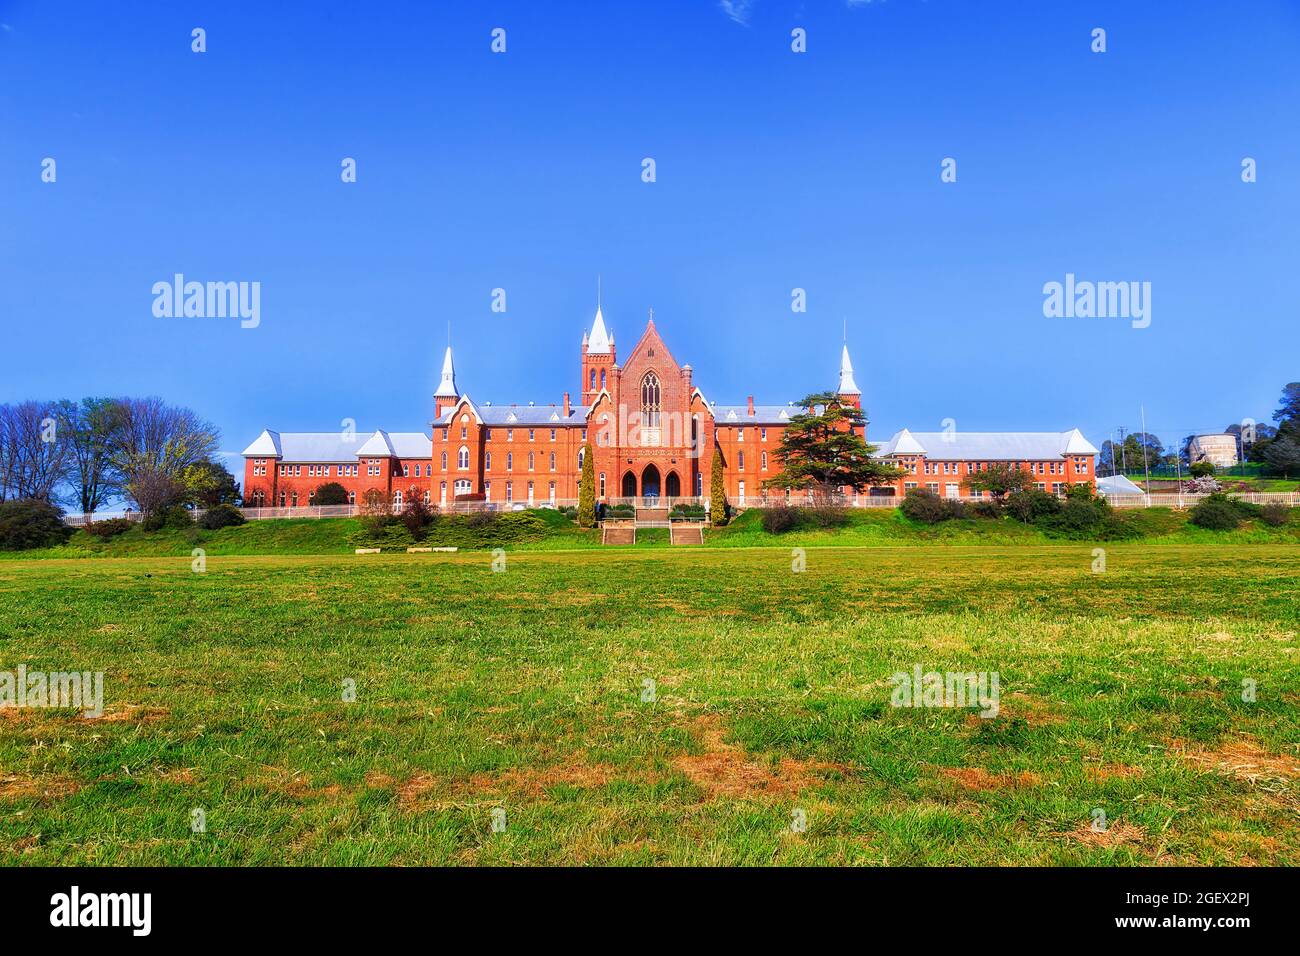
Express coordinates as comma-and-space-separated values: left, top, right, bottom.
577, 443, 596, 527
709, 445, 727, 526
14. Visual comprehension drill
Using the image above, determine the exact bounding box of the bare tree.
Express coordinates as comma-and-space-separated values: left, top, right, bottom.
109, 397, 219, 513
127, 469, 186, 516
0, 401, 71, 502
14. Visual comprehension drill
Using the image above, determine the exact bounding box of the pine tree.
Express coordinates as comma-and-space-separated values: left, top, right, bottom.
709, 445, 728, 526
764, 392, 903, 498
577, 443, 596, 527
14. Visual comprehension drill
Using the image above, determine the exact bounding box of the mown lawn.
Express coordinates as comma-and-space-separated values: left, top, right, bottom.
1, 544, 1297, 865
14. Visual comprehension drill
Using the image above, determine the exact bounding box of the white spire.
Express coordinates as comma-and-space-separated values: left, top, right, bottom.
435, 345, 457, 397
838, 343, 861, 395
587, 305, 611, 354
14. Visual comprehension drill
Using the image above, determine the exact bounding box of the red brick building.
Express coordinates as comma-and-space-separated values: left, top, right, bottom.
242, 307, 1097, 508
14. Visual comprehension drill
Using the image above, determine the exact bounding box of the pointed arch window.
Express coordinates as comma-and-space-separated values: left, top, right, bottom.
641, 372, 661, 428
457, 445, 470, 470
590, 369, 596, 390
600, 369, 606, 390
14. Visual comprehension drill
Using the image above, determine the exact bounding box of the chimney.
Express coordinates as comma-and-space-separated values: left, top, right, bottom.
747, 395, 755, 416
563, 392, 570, 417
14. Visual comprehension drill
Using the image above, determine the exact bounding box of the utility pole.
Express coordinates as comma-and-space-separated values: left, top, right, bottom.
1139, 407, 1152, 500
1118, 426, 1128, 476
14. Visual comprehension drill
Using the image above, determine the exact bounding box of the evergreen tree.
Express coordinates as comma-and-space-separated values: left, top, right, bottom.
577, 443, 596, 527
764, 392, 903, 497
709, 445, 727, 526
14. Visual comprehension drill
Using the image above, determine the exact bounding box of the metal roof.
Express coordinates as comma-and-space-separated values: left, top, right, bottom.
438, 403, 590, 426
711, 405, 796, 426
873, 428, 1099, 460
241, 429, 430, 461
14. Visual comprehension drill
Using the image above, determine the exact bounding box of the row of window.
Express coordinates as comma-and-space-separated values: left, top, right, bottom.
895, 459, 1090, 476
437, 479, 557, 505
278, 463, 360, 478
902, 481, 1068, 496
442, 424, 581, 443
439, 448, 576, 473
271, 489, 358, 507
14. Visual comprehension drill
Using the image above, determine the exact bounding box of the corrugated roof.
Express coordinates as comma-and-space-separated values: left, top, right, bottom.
874, 429, 1099, 460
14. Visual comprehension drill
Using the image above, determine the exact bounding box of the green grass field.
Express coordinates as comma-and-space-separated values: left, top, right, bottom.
8, 504, 1300, 561
2, 540, 1297, 865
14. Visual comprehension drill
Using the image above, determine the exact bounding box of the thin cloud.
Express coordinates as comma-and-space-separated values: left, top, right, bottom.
719, 1, 754, 25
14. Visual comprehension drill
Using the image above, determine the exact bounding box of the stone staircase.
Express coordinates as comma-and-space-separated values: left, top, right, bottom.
669, 523, 704, 545
601, 521, 636, 545
596, 505, 706, 546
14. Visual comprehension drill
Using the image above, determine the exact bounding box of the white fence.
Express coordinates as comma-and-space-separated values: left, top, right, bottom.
1103, 492, 1299, 508
59, 490, 1300, 526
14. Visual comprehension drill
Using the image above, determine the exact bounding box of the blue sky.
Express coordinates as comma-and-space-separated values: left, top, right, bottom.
2, 0, 1298, 472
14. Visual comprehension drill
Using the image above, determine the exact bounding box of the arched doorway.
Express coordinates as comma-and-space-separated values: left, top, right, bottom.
621, 471, 637, 498
665, 471, 681, 498
641, 464, 661, 498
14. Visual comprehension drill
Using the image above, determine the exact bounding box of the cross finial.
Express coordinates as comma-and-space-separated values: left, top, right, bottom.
648, 307, 654, 323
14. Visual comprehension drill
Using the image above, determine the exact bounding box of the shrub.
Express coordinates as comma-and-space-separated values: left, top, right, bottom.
1189, 493, 1243, 530
970, 500, 1002, 519
84, 517, 135, 540
806, 500, 850, 528
1260, 502, 1290, 527
605, 504, 635, 519
400, 495, 436, 541
669, 503, 706, 520
199, 503, 246, 530
0, 499, 72, 551
1004, 488, 1062, 524
1184, 476, 1220, 494
312, 482, 349, 506
142, 505, 193, 532
464, 509, 498, 531
348, 522, 415, 551
359, 488, 396, 533
761, 505, 801, 533
900, 489, 951, 525
1189, 461, 1216, 477
559, 505, 578, 519
1035, 485, 1111, 538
